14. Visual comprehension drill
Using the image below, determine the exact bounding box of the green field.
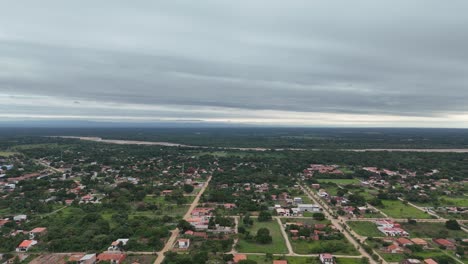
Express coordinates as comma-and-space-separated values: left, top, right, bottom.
347, 221, 383, 237
401, 222, 467, 239
438, 196, 468, 207
237, 219, 288, 254
280, 218, 331, 226
317, 179, 360, 185
378, 200, 431, 219
380, 253, 405, 262
123, 255, 156, 264
0, 151, 18, 157
247, 255, 363, 264
290, 239, 359, 255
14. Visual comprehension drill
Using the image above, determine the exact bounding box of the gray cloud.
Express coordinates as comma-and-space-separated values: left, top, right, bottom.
0, 1, 468, 126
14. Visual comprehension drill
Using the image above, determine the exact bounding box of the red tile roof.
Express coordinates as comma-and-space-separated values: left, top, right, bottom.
97, 253, 126, 263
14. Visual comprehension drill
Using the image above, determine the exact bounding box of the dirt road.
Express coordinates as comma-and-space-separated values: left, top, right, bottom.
299, 184, 379, 264
153, 176, 212, 264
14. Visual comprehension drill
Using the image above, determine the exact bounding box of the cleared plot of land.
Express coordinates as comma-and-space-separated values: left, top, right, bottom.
247, 255, 363, 264
317, 179, 360, 185
401, 222, 467, 239
280, 218, 331, 225
0, 151, 18, 157
438, 196, 468, 207
237, 219, 288, 254
380, 253, 405, 263
378, 200, 431, 219
123, 255, 156, 264
347, 221, 383, 237
290, 239, 359, 255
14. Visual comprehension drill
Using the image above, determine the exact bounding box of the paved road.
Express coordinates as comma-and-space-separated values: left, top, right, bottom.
153, 176, 212, 264
299, 183, 379, 264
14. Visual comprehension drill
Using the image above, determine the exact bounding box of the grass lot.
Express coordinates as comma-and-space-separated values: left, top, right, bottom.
378, 200, 431, 219
401, 222, 467, 239
247, 255, 363, 264
280, 218, 331, 226
317, 179, 360, 185
380, 253, 405, 263
123, 255, 156, 264
0, 151, 18, 157
438, 196, 468, 207
247, 255, 319, 264
290, 239, 360, 255
362, 211, 385, 218
237, 219, 288, 254
347, 221, 382, 237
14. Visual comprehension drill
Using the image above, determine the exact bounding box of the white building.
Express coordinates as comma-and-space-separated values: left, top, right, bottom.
298, 204, 321, 212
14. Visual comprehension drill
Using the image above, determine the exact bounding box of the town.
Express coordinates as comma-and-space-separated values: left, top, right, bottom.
0, 136, 467, 264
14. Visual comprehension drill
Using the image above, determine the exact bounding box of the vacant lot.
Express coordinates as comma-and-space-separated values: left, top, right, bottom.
378, 200, 431, 219
347, 221, 382, 237
0, 151, 18, 157
317, 179, 360, 185
247, 255, 364, 264
123, 255, 156, 264
290, 239, 359, 255
237, 219, 288, 254
401, 222, 467, 239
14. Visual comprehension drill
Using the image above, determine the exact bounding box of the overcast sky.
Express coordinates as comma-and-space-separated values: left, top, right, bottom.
1, 1, 468, 127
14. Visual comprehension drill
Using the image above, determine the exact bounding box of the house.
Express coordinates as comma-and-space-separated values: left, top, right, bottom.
29, 227, 47, 239
233, 254, 247, 263
433, 238, 456, 250
385, 244, 404, 254
223, 203, 236, 209
293, 197, 303, 204
108, 238, 129, 251
16, 240, 37, 252
319, 253, 335, 264
0, 219, 10, 227
424, 259, 438, 264
276, 208, 290, 217
273, 260, 288, 264
79, 254, 97, 264
411, 238, 428, 248
311, 184, 320, 189
177, 238, 190, 249
97, 253, 126, 264
396, 237, 413, 247
13, 214, 27, 222
401, 259, 421, 264
298, 204, 321, 212
375, 220, 408, 237
161, 190, 173, 196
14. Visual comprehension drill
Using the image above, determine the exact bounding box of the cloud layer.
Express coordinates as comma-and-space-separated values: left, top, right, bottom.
1, 1, 468, 127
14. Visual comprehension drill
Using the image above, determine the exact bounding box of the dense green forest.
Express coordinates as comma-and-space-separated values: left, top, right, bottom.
2, 127, 468, 149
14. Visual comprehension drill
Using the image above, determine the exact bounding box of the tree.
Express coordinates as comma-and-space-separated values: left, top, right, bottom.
313, 212, 325, 221
256, 228, 272, 244
177, 219, 193, 232
445, 219, 461, 230
243, 213, 253, 226
183, 184, 194, 193
258, 211, 272, 222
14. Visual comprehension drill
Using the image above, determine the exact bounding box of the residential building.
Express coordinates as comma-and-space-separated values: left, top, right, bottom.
298, 204, 321, 212
79, 254, 96, 264
16, 240, 37, 252
319, 253, 334, 264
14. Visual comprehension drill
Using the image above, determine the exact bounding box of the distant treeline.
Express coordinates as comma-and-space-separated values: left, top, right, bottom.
1, 127, 468, 149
